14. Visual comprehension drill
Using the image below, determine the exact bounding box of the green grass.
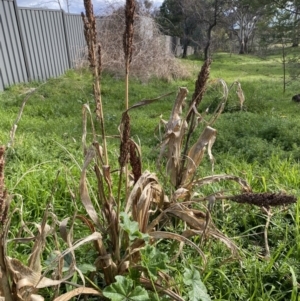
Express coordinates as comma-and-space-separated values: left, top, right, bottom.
1, 51, 300, 300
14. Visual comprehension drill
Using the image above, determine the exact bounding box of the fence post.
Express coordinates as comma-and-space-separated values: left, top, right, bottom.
12, 0, 31, 81
61, 10, 72, 69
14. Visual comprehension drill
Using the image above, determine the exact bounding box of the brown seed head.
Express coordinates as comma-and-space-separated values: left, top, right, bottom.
82, 0, 97, 68
123, 0, 135, 66
129, 140, 141, 183
232, 192, 297, 208
190, 59, 211, 110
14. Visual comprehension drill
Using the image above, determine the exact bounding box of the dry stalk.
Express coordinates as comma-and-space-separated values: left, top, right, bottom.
0, 146, 13, 301
262, 207, 272, 259
123, 0, 135, 110
8, 84, 47, 149
180, 59, 212, 181
81, 1, 108, 165
119, 0, 135, 243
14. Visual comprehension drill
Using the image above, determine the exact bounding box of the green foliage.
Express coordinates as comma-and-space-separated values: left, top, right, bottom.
140, 245, 169, 280
120, 212, 149, 241
183, 268, 211, 301
103, 276, 149, 301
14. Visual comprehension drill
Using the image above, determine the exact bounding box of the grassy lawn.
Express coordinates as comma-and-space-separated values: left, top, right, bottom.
1, 51, 300, 300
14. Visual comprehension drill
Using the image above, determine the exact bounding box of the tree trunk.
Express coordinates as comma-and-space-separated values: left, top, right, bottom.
244, 37, 248, 53
204, 1, 217, 60
239, 41, 245, 54
182, 37, 189, 58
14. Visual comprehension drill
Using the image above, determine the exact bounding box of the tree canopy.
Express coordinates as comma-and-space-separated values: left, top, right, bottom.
156, 0, 300, 57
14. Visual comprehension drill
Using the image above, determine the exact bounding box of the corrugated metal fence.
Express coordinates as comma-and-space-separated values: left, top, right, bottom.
0, 0, 86, 91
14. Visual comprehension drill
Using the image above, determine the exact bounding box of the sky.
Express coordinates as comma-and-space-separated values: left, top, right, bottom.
16, 0, 163, 14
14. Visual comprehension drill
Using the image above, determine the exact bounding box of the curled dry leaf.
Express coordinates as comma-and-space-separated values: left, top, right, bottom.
82, 104, 94, 155
125, 171, 161, 214
193, 174, 251, 192
182, 229, 239, 258
79, 146, 104, 230
136, 182, 163, 233
171, 188, 190, 202
164, 203, 208, 231
53, 287, 102, 301
157, 87, 188, 186
127, 92, 175, 111
150, 231, 207, 264
235, 81, 245, 110
181, 126, 217, 187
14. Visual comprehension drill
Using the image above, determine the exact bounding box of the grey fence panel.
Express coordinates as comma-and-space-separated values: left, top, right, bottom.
0, 1, 87, 91
0, 0, 27, 90
18, 8, 70, 81
65, 14, 86, 68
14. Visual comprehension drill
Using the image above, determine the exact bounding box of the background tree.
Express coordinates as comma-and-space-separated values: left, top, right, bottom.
192, 0, 227, 59
156, 0, 198, 58
157, 0, 227, 59
224, 0, 269, 54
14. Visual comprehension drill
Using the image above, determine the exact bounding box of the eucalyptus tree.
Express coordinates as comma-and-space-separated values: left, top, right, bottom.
224, 0, 272, 54
157, 0, 228, 59
156, 0, 198, 58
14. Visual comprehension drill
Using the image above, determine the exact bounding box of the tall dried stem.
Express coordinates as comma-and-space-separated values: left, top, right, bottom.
123, 0, 135, 110
0, 146, 12, 301
118, 0, 135, 225
81, 0, 108, 165
179, 59, 212, 183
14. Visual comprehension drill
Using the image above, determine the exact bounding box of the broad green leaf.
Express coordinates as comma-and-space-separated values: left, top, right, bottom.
120, 212, 149, 241
141, 245, 168, 280
183, 268, 211, 301
78, 263, 96, 274
103, 276, 149, 301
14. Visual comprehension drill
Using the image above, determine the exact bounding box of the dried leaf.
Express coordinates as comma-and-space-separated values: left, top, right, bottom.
157, 88, 189, 187
182, 229, 239, 257
150, 231, 206, 264
193, 174, 251, 192
125, 171, 161, 216
136, 182, 163, 233
127, 92, 174, 111
171, 188, 190, 202
59, 232, 102, 260
181, 126, 217, 186
235, 81, 245, 110
53, 287, 101, 301
79, 146, 103, 229
165, 204, 207, 230
82, 104, 94, 155
28, 206, 52, 274
31, 295, 44, 301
